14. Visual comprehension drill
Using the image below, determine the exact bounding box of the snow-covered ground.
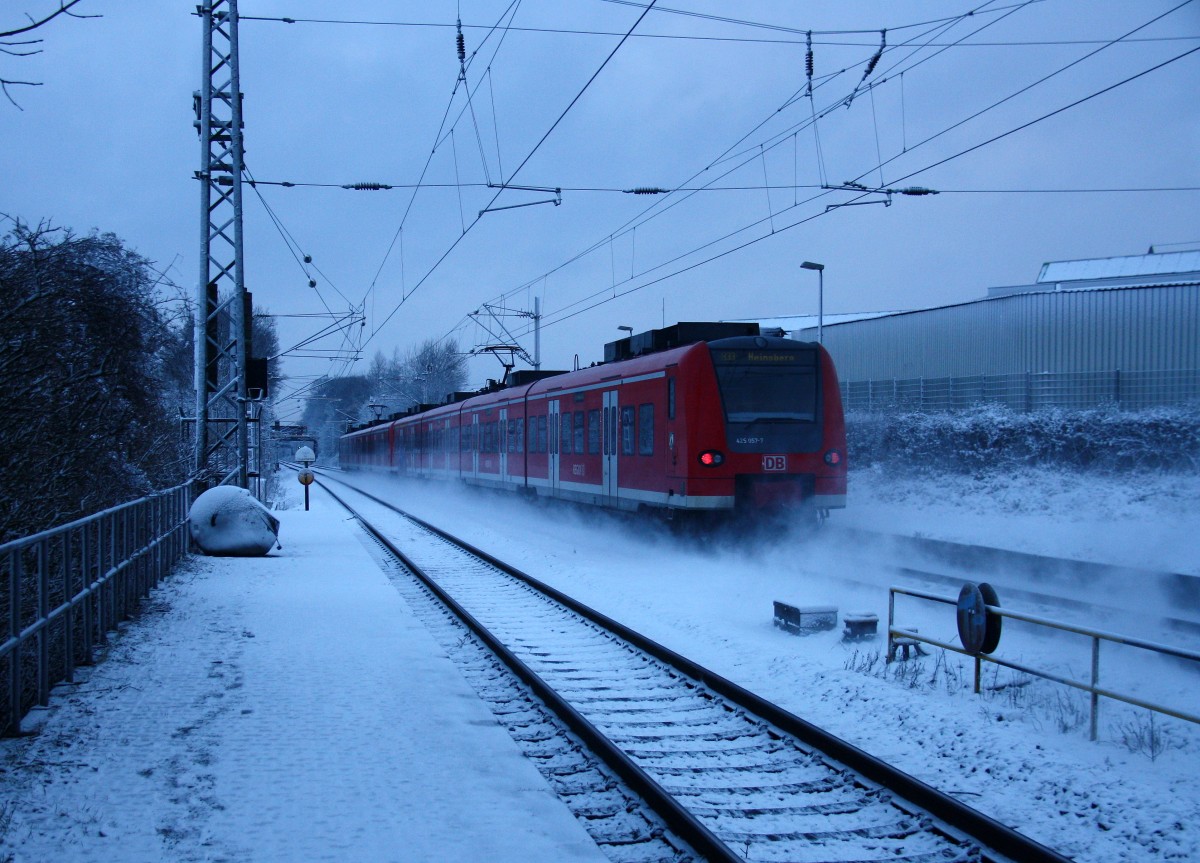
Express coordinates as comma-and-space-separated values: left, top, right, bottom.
0, 465, 1196, 862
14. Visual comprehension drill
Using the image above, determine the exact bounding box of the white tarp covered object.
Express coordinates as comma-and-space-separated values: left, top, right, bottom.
189, 486, 281, 556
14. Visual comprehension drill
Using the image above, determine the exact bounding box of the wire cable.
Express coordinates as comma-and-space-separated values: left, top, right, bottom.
361, 0, 660, 349
495, 42, 1200, 344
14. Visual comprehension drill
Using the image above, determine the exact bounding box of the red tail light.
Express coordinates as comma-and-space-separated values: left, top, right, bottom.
824, 449, 843, 466
698, 450, 725, 467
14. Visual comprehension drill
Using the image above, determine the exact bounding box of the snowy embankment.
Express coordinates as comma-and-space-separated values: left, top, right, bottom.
843, 463, 1199, 576
373, 464, 1199, 863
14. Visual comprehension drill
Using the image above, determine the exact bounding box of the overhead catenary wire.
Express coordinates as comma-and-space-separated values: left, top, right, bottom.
482, 0, 1015, 318
843, 0, 1199, 191
230, 178, 1200, 195
491, 41, 1200, 345
238, 10, 1200, 47
242, 2, 1196, 397
364, 0, 525, 307
479, 0, 1191, 332
361, 0, 661, 351
243, 166, 355, 313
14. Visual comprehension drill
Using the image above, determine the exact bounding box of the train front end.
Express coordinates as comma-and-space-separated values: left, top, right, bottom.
684, 335, 846, 517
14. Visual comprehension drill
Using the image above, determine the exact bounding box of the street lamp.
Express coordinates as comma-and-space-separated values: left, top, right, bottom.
800, 261, 824, 344
617, 325, 633, 336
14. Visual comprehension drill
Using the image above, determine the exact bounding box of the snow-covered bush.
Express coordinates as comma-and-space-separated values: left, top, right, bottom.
0, 223, 191, 542
847, 404, 1200, 474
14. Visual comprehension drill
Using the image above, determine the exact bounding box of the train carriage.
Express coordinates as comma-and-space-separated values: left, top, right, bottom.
340, 322, 846, 519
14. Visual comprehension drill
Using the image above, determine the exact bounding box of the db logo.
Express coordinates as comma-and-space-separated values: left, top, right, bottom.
763, 455, 787, 471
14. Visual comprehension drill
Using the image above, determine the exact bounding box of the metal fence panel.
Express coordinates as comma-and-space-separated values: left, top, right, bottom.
0, 485, 191, 735
889, 585, 1200, 741
841, 369, 1200, 413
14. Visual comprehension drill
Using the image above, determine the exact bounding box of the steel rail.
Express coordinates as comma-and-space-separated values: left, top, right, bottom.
316, 478, 733, 863
316, 471, 1069, 863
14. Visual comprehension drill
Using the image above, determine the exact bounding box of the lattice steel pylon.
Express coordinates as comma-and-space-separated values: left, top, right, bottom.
193, 0, 248, 490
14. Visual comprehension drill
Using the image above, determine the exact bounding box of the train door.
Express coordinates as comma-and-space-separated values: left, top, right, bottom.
499, 407, 509, 483
548, 399, 560, 495
603, 389, 619, 502
471, 413, 479, 478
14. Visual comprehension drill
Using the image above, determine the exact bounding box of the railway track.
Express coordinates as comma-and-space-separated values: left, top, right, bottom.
316, 472, 1068, 863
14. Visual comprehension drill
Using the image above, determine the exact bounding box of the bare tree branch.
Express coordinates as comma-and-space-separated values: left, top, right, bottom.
2, 1, 98, 108
0, 1, 93, 39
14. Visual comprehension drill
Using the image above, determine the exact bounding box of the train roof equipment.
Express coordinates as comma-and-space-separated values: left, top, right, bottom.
604, 321, 761, 363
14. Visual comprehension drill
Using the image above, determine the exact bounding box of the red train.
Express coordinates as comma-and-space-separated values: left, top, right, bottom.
340, 322, 847, 520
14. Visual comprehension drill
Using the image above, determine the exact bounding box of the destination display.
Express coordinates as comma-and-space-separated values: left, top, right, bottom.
713, 349, 816, 365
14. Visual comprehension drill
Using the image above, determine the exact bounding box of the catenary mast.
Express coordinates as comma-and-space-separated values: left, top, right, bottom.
194, 0, 249, 490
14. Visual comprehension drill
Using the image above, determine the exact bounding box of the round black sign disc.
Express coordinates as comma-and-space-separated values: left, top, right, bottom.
957, 583, 988, 654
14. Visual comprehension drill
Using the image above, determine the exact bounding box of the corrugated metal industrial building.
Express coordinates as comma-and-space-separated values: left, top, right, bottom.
795, 282, 1199, 380
759, 251, 1200, 411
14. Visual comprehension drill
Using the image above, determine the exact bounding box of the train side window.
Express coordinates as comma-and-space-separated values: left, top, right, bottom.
587, 409, 600, 454
561, 412, 573, 454
638, 404, 654, 455
573, 410, 585, 454
620, 406, 635, 455
513, 418, 524, 453
668, 378, 675, 420
537, 415, 547, 453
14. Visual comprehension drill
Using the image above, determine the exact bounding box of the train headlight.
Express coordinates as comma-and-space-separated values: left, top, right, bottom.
823, 449, 843, 466
698, 450, 725, 467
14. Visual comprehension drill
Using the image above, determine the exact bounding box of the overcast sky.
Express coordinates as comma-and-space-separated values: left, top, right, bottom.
4, 0, 1198, 421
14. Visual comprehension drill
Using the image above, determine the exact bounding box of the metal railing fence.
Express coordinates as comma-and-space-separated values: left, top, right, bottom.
888, 585, 1200, 741
842, 368, 1199, 413
0, 484, 191, 736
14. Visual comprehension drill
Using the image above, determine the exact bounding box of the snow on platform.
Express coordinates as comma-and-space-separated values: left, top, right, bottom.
0, 495, 607, 863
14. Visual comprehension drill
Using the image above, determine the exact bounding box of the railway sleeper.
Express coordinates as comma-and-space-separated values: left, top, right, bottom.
709, 805, 919, 838
688, 787, 883, 818
602, 726, 766, 745
662, 776, 846, 799
621, 746, 806, 769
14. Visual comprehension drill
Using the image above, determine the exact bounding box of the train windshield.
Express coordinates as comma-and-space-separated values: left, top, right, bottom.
710, 347, 818, 423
